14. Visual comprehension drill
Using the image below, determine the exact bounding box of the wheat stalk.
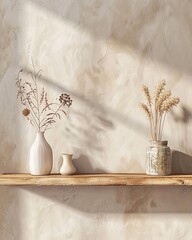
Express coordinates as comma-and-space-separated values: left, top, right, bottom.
154, 80, 166, 140
140, 103, 154, 140
140, 80, 180, 141
157, 90, 172, 111
155, 80, 166, 103
140, 103, 151, 119
142, 85, 152, 106
160, 97, 180, 113
141, 85, 155, 139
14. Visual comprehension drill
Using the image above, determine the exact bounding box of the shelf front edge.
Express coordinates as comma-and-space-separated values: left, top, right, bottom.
0, 174, 192, 186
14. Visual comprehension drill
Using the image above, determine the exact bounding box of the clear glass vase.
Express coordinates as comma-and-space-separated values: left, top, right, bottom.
146, 140, 171, 176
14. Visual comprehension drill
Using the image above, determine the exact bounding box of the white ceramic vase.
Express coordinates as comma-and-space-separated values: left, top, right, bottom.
60, 154, 76, 175
29, 132, 53, 175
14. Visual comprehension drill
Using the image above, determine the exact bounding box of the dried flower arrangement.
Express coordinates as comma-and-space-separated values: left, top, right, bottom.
16, 67, 72, 132
140, 80, 180, 141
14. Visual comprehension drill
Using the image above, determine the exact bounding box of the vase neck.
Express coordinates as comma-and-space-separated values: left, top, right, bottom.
62, 154, 73, 161
36, 132, 45, 139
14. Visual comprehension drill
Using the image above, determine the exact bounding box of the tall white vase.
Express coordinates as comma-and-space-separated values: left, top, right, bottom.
60, 154, 76, 175
29, 132, 53, 175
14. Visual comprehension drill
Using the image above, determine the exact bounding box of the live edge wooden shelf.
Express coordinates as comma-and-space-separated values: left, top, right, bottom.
0, 173, 192, 186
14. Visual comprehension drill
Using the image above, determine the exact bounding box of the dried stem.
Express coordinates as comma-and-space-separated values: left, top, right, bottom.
140, 103, 154, 140
140, 80, 180, 141
16, 67, 72, 132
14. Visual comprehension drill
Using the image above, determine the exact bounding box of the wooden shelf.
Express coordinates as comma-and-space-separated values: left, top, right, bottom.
0, 173, 192, 186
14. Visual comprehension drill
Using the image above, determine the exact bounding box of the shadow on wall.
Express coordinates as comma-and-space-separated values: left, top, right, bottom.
171, 105, 192, 174
34, 0, 192, 75
73, 154, 106, 173
0, 141, 16, 174
0, 187, 22, 239
171, 106, 192, 124
22, 67, 149, 136
22, 185, 192, 214
172, 150, 192, 174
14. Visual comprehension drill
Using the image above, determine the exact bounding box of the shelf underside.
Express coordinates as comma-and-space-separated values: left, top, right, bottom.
0, 173, 192, 186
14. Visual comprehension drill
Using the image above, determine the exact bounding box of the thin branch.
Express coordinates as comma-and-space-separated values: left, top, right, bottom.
16, 66, 72, 132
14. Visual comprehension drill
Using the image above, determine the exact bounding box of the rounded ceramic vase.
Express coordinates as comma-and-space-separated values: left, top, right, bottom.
60, 154, 76, 175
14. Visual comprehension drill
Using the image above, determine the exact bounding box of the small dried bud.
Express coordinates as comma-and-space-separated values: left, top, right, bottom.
59, 93, 72, 107
22, 108, 30, 116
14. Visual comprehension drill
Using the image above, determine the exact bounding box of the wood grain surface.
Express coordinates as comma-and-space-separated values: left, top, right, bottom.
0, 173, 192, 186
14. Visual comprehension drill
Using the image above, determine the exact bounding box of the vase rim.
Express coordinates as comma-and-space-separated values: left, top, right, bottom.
150, 140, 168, 145
62, 153, 73, 156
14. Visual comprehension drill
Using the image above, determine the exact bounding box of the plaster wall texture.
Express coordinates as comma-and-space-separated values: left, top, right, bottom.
0, 0, 192, 239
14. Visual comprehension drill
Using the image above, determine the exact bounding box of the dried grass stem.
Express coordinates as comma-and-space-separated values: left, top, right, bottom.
140, 80, 180, 141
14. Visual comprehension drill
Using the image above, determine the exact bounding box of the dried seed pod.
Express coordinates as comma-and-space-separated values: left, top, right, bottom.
22, 108, 30, 117
59, 93, 72, 107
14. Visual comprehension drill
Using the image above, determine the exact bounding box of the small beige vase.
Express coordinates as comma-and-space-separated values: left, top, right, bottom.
146, 140, 171, 176
60, 154, 76, 175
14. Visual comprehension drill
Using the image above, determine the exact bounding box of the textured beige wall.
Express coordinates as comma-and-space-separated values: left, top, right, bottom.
1, 0, 192, 239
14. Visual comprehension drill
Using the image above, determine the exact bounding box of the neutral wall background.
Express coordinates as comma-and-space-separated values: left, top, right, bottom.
1, 0, 192, 239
